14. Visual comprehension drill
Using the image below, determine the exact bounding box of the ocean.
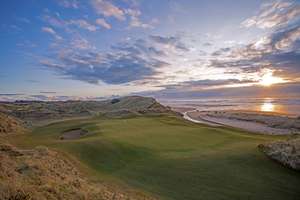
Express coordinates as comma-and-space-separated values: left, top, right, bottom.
160, 97, 300, 116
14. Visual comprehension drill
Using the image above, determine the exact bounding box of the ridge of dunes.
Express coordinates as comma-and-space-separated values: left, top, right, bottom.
0, 96, 175, 124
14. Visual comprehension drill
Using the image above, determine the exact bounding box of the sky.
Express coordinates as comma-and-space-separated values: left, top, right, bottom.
1, 0, 300, 101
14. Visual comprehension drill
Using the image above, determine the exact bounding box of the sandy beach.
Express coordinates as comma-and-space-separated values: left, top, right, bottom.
174, 107, 300, 135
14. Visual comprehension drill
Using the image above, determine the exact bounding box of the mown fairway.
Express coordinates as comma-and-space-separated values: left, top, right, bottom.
11, 115, 300, 200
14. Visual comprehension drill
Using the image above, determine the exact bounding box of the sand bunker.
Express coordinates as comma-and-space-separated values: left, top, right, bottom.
60, 128, 92, 140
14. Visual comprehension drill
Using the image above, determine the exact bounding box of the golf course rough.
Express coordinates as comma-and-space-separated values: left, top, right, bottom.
10, 115, 300, 200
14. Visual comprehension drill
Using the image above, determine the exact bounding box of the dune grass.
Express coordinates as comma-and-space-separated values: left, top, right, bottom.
9, 115, 300, 200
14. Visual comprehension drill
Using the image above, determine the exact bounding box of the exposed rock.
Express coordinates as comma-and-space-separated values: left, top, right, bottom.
258, 138, 300, 170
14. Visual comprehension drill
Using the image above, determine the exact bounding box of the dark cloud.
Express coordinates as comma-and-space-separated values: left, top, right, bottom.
41, 48, 166, 85
159, 79, 254, 90
149, 35, 189, 51
264, 51, 300, 78
211, 47, 231, 56
40, 91, 57, 94
111, 39, 166, 57
140, 82, 300, 99
40, 34, 180, 85
0, 93, 24, 96
203, 42, 212, 46
83, 54, 161, 84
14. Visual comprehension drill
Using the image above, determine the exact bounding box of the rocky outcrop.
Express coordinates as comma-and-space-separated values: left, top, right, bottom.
258, 138, 300, 170
0, 143, 157, 200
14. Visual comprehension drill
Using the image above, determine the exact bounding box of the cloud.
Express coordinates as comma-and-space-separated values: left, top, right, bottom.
159, 79, 255, 91
43, 15, 66, 28
111, 38, 166, 57
203, 42, 212, 47
41, 27, 63, 40
242, 0, 300, 29
139, 80, 300, 99
264, 51, 300, 79
70, 36, 96, 50
208, 21, 300, 82
125, 9, 155, 29
91, 0, 125, 21
0, 93, 24, 96
39, 0, 299, 96
57, 0, 80, 9
150, 35, 189, 51
44, 1, 153, 32
33, 0, 300, 99
30, 95, 50, 101
274, 26, 300, 50
40, 60, 65, 68
43, 15, 99, 32
211, 47, 231, 56
68, 19, 98, 32
40, 37, 170, 84
95, 18, 111, 29
40, 91, 57, 94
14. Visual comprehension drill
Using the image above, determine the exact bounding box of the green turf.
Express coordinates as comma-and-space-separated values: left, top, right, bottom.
11, 115, 300, 200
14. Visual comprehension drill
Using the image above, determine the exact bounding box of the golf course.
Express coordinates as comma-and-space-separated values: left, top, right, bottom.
8, 114, 300, 200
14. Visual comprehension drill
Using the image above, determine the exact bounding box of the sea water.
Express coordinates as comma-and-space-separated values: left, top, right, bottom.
160, 97, 300, 116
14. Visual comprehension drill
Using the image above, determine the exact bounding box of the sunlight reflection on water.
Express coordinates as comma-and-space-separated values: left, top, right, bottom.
261, 101, 275, 112
162, 97, 300, 115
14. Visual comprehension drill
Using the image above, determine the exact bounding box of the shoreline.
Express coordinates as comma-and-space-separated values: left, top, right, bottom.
175, 107, 300, 135
183, 110, 223, 127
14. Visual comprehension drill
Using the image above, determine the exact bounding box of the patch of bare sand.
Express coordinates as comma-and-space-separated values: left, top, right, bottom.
60, 128, 93, 140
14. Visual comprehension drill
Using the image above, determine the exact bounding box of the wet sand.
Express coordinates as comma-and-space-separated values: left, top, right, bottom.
175, 107, 300, 135
183, 110, 223, 127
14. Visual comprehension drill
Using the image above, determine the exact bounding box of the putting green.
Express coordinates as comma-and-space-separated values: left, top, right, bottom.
11, 115, 300, 200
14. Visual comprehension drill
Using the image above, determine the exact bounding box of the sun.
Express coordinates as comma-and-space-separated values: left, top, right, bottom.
259, 69, 285, 87
261, 102, 275, 112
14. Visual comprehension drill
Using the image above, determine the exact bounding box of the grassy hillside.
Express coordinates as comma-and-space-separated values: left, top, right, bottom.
8, 114, 300, 200
0, 143, 156, 200
0, 96, 174, 125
